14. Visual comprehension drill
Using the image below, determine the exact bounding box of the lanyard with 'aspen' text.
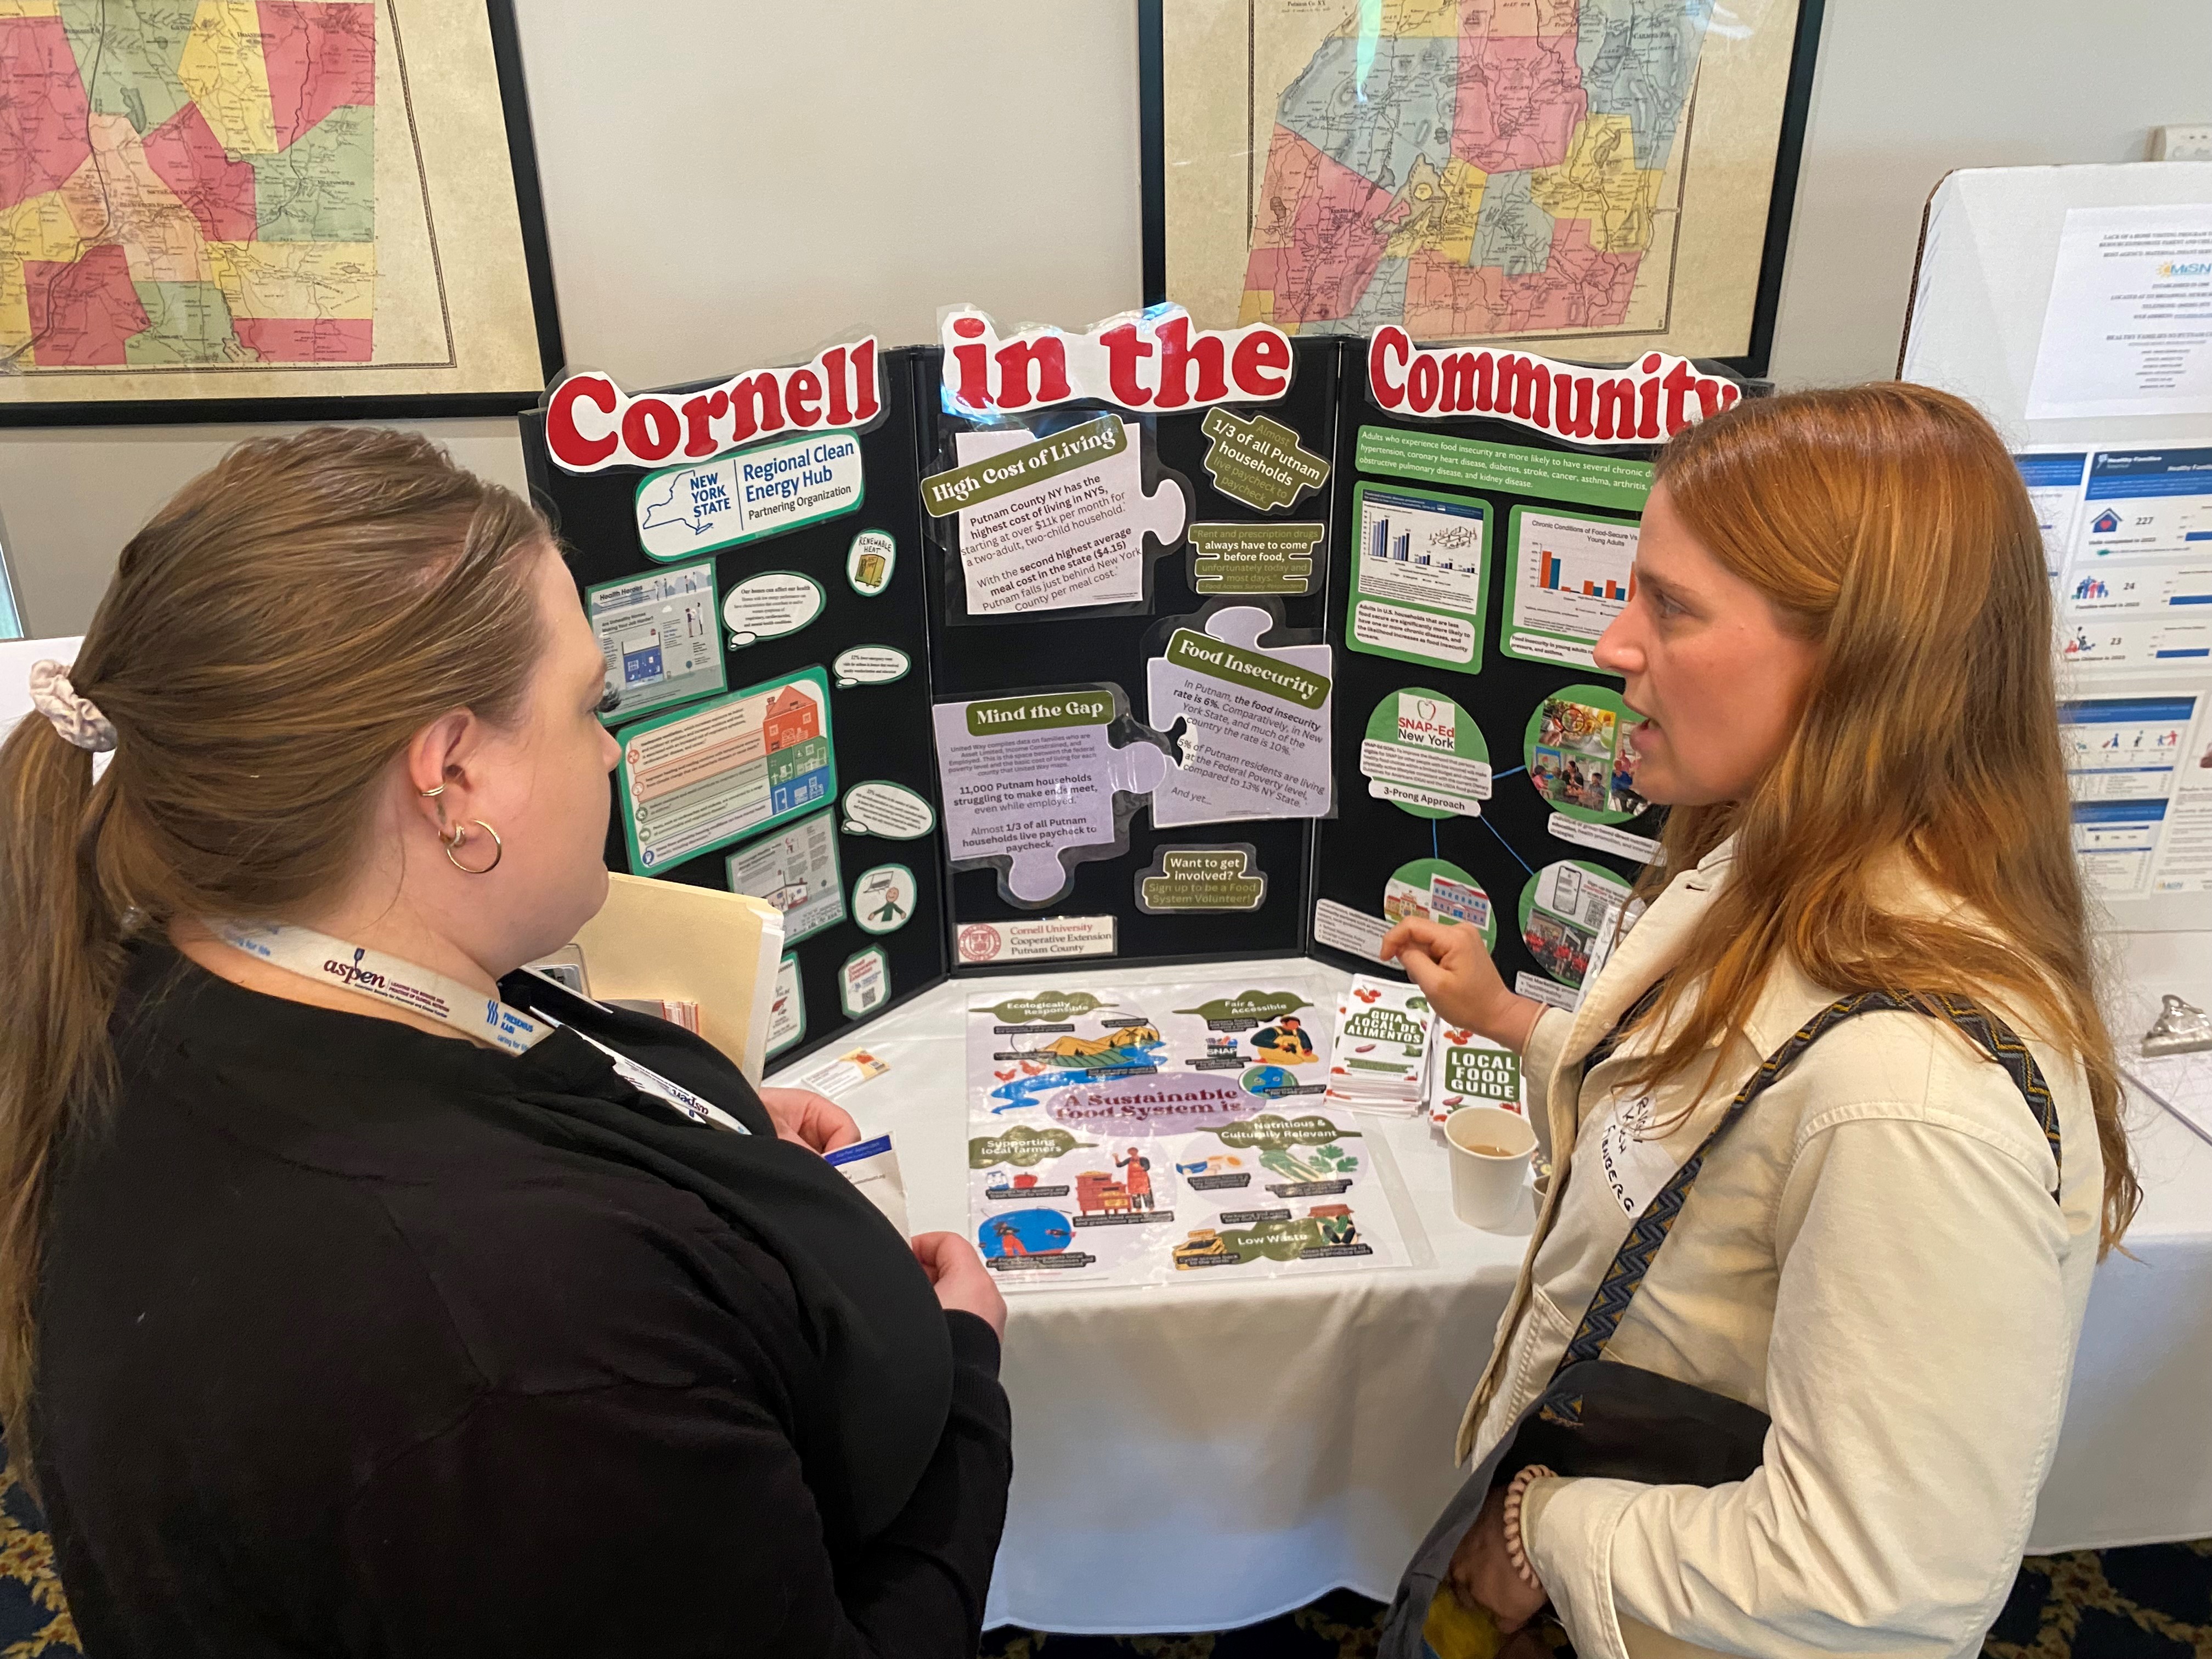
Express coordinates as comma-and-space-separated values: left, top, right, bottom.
211, 922, 747, 1134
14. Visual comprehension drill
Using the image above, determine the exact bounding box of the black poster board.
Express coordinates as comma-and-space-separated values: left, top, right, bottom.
518, 330, 1748, 1066
1311, 343, 1737, 1003
912, 337, 1341, 973
520, 347, 950, 1066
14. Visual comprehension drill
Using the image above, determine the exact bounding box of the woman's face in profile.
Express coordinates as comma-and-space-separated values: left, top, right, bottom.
1593, 485, 1817, 808
465, 543, 623, 958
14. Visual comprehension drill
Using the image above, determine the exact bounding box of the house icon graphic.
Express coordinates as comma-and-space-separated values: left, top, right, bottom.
2091, 509, 2122, 535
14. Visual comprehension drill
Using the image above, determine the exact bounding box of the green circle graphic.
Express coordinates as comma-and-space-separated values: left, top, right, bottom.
848, 529, 897, 596
1522, 684, 1647, 825
853, 863, 915, 935
1362, 687, 1492, 821
1385, 857, 1497, 952
1516, 860, 1633, 988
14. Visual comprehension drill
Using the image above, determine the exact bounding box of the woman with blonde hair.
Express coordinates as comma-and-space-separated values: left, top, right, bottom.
1381, 383, 2135, 1659
2, 428, 1012, 1655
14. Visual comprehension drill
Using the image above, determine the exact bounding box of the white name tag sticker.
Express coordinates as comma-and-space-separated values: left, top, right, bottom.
569, 1029, 749, 1134
1590, 1092, 1681, 1218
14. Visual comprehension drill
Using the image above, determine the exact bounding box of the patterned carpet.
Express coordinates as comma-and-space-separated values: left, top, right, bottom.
975, 1550, 2212, 1658
0, 1444, 2200, 1655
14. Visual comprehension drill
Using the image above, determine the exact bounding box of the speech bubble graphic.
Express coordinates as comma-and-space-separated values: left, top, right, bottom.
832, 645, 911, 687
969, 1126, 1097, 1170
723, 571, 823, 646
1213, 1111, 1362, 1152
1172, 989, 1316, 1025
841, 780, 937, 839
1212, 1214, 1363, 1262
975, 990, 1116, 1023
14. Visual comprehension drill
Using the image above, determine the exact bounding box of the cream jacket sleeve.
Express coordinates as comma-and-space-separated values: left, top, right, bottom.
1520, 1046, 2077, 1659
1521, 1005, 1576, 1113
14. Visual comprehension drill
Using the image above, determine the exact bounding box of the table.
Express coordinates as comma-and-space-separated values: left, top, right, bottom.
768, 943, 2212, 1633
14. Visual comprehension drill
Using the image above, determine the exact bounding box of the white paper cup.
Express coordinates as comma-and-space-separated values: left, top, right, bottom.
1445, 1106, 1537, 1229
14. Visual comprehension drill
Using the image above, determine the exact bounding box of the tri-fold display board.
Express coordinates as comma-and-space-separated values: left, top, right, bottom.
521, 310, 1742, 1064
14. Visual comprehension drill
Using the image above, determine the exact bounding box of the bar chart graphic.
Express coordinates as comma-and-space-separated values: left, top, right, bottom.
1539, 549, 1633, 602
1504, 508, 1641, 669
1366, 510, 1468, 571
1353, 490, 1486, 611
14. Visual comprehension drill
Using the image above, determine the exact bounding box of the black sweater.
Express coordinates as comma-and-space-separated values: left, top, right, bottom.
32, 946, 1012, 1657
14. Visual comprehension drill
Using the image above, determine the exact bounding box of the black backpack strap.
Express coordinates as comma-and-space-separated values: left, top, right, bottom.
1554, 991, 2059, 1377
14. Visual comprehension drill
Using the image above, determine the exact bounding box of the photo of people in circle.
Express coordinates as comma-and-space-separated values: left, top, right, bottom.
1531, 693, 1646, 817
1520, 861, 1634, 989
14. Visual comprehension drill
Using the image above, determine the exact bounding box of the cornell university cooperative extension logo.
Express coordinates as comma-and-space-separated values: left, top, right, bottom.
957, 924, 1003, 964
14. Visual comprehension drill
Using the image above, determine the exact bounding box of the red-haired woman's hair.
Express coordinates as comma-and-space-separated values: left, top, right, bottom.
1623, 383, 2136, 1255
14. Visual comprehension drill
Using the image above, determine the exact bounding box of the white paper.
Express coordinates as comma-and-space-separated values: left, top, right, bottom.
2026, 204, 2212, 420
1312, 899, 1390, 963
953, 420, 1186, 614
2061, 690, 2212, 899
956, 915, 1118, 965
1324, 975, 1435, 1114
1505, 510, 1639, 669
930, 691, 1170, 904
724, 810, 844, 945
966, 978, 1409, 1290
2013, 450, 2089, 579
1145, 606, 1333, 827
1425, 1025, 1526, 1125
827, 1134, 911, 1235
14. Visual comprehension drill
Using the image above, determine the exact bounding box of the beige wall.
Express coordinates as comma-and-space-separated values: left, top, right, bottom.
0, 420, 529, 634
1766, 0, 2212, 388
3, 0, 2208, 632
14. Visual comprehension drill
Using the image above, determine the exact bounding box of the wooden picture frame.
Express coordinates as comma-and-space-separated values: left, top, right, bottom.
0, 0, 562, 425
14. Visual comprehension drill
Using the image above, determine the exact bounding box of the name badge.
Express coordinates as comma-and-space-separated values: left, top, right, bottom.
1590, 1091, 1683, 1218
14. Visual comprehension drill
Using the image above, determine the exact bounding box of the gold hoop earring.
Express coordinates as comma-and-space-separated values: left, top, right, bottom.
444, 819, 503, 875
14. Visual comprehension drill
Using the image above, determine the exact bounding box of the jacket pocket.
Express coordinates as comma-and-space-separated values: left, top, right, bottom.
1471, 1286, 1576, 1463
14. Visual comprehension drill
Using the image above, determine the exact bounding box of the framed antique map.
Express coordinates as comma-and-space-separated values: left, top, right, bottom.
1142, 0, 1824, 376
0, 0, 560, 422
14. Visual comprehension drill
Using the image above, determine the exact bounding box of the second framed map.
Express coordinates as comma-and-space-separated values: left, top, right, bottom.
0, 0, 560, 422
1143, 0, 1823, 377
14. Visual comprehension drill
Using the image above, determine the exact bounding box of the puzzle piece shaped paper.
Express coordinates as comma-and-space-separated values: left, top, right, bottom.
949, 419, 1188, 614
1199, 409, 1330, 512
1146, 606, 1334, 828
931, 688, 1174, 905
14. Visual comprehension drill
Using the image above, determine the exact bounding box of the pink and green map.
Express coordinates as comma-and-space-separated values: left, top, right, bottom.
0, 0, 376, 371
1242, 0, 1709, 340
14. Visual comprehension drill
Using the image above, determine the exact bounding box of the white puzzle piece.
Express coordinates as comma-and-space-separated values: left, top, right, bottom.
931, 689, 1176, 905
952, 419, 1188, 614
1146, 605, 1334, 828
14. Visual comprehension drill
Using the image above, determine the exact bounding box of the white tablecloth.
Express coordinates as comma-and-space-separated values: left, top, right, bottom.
769, 941, 2212, 1634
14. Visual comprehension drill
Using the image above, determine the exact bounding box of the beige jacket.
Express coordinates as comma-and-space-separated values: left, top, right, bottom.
1461, 838, 2102, 1659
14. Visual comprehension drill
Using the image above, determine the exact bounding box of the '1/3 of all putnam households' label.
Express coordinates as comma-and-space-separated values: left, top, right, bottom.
636, 431, 865, 561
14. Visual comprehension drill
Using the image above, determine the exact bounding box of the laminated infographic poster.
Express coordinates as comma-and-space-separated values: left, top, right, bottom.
614, 666, 836, 876
965, 980, 1416, 1290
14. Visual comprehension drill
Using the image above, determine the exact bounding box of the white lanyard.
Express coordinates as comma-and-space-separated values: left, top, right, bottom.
212, 921, 747, 1134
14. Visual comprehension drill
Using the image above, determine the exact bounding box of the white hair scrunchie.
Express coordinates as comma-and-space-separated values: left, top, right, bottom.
28, 659, 116, 754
